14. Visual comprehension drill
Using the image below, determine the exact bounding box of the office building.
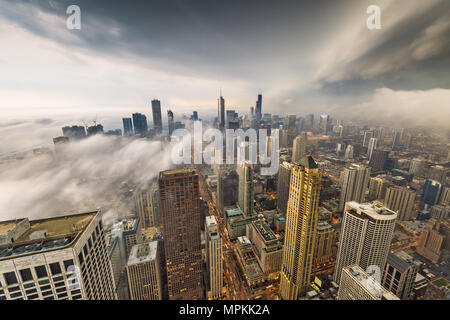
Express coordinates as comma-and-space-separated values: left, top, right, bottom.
416, 218, 445, 263
428, 165, 447, 184
409, 158, 424, 176
238, 161, 254, 217
277, 161, 294, 215
122, 118, 133, 136
430, 204, 449, 220
367, 138, 378, 160
158, 169, 203, 300
135, 189, 156, 229
218, 95, 225, 130
337, 265, 399, 300
381, 251, 418, 300
362, 130, 373, 147
62, 125, 86, 140
205, 216, 223, 299
312, 221, 335, 276
0, 210, 117, 300
422, 179, 444, 206
86, 124, 104, 136
132, 113, 148, 136
255, 94, 262, 121
280, 156, 322, 299
368, 176, 389, 201
338, 164, 371, 212
369, 149, 389, 171
216, 169, 239, 217
392, 131, 401, 150
126, 241, 162, 300
292, 133, 307, 163
383, 186, 416, 221
319, 115, 330, 134
151, 99, 163, 134
167, 110, 175, 135
344, 145, 354, 160
334, 201, 397, 284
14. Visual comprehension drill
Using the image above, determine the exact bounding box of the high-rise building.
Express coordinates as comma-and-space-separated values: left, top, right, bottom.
381, 251, 418, 300
238, 161, 254, 217
409, 158, 424, 176
368, 177, 389, 201
337, 265, 399, 300
280, 156, 322, 299
167, 110, 175, 135
312, 221, 335, 276
338, 164, 371, 212
416, 218, 445, 263
276, 161, 294, 215
218, 95, 225, 130
216, 169, 239, 217
285, 115, 297, 146
334, 201, 397, 284
319, 115, 330, 134
0, 210, 117, 300
369, 149, 389, 171
392, 131, 401, 150
86, 124, 104, 136
292, 133, 307, 163
132, 113, 148, 136
428, 165, 448, 184
344, 145, 354, 160
305, 114, 314, 130
367, 138, 378, 160
62, 125, 86, 140
255, 94, 262, 121
126, 241, 162, 300
158, 169, 203, 300
122, 118, 133, 136
422, 179, 444, 206
205, 216, 223, 299
135, 189, 156, 229
362, 131, 373, 147
151, 99, 163, 134
383, 186, 416, 221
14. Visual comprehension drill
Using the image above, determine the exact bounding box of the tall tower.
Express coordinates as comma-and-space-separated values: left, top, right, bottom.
158, 169, 203, 300
122, 118, 133, 136
280, 156, 322, 299
276, 161, 294, 214
205, 216, 223, 299
167, 110, 175, 135
255, 94, 262, 121
218, 95, 225, 130
367, 137, 378, 160
334, 201, 397, 284
383, 186, 415, 221
151, 99, 163, 134
238, 161, 254, 217
292, 133, 307, 163
339, 164, 371, 212
132, 113, 148, 136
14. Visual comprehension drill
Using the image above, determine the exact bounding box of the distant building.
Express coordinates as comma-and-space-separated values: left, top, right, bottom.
132, 113, 148, 136
86, 124, 104, 136
135, 188, 156, 229
122, 118, 133, 136
422, 179, 444, 206
167, 110, 175, 135
205, 216, 223, 299
238, 161, 254, 217
369, 149, 389, 171
312, 221, 336, 276
338, 164, 371, 212
62, 125, 86, 140
216, 169, 239, 217
384, 186, 416, 221
292, 133, 307, 163
416, 218, 446, 263
276, 161, 294, 215
368, 176, 389, 201
151, 99, 163, 134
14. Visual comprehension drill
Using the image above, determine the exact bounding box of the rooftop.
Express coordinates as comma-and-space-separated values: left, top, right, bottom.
346, 201, 397, 220
127, 241, 158, 265
252, 220, 277, 243
226, 208, 243, 217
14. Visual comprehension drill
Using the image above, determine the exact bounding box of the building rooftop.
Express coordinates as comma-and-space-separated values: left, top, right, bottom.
127, 241, 158, 265
226, 208, 243, 217
252, 220, 277, 243
346, 201, 397, 220
0, 211, 97, 260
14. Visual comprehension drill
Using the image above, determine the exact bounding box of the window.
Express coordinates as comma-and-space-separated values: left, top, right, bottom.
35, 266, 48, 278
42, 290, 53, 296
40, 285, 51, 291
63, 260, 74, 272
19, 269, 33, 282
25, 288, 37, 294
38, 279, 49, 285
44, 296, 54, 300
54, 281, 65, 288
56, 287, 66, 293
27, 294, 39, 300
49, 262, 62, 275
3, 272, 18, 286
10, 292, 22, 298
78, 252, 84, 264
83, 245, 88, 256
8, 286, 20, 292
53, 276, 64, 282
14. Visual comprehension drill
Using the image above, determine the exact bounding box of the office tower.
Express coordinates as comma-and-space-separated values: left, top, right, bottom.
167, 110, 175, 135
246, 218, 283, 277
0, 210, 117, 300
416, 219, 445, 263
126, 241, 162, 300
392, 131, 401, 150
86, 124, 104, 136
338, 164, 371, 212
255, 94, 262, 121
428, 165, 448, 184
216, 169, 239, 217
422, 179, 443, 206
110, 216, 143, 259
277, 161, 294, 214
62, 125, 86, 140
409, 158, 424, 176
440, 186, 450, 206
106, 224, 129, 300
279, 127, 289, 148
312, 221, 335, 275
292, 133, 307, 163
158, 169, 203, 300
53, 136, 69, 154
122, 118, 133, 136
383, 186, 416, 221
367, 138, 378, 160
369, 149, 389, 171
135, 189, 156, 229
205, 216, 223, 299
344, 145, 354, 160
337, 265, 399, 300
430, 204, 449, 220
362, 130, 373, 147
319, 115, 330, 134
105, 129, 122, 136
368, 177, 389, 201
285, 115, 297, 146
191, 111, 198, 121
132, 113, 148, 136
382, 251, 418, 300
280, 156, 322, 299
250, 106, 254, 118
226, 110, 236, 128
238, 161, 254, 217
218, 95, 225, 130
151, 99, 163, 134
334, 201, 397, 284
305, 114, 314, 130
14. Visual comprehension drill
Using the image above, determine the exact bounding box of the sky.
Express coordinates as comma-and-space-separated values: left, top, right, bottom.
0, 0, 450, 153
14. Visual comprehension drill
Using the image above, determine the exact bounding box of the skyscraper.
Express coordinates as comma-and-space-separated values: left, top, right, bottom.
338, 164, 371, 212
122, 118, 133, 136
217, 169, 239, 217
319, 115, 330, 134
151, 99, 163, 134
62, 125, 86, 140
334, 201, 397, 284
167, 110, 175, 135
135, 189, 156, 229
367, 137, 378, 160
381, 251, 418, 300
344, 145, 354, 160
255, 94, 262, 121
276, 161, 294, 214
238, 161, 254, 217
292, 134, 307, 164
392, 130, 401, 150
367, 176, 389, 201
422, 179, 444, 206
280, 156, 322, 299
369, 149, 389, 171
132, 113, 148, 136
362, 130, 374, 147
409, 158, 424, 176
205, 216, 223, 299
285, 115, 297, 146
383, 186, 416, 221
126, 241, 162, 300
218, 95, 225, 130
158, 169, 203, 300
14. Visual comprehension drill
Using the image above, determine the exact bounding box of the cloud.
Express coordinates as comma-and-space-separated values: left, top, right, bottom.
0, 134, 174, 223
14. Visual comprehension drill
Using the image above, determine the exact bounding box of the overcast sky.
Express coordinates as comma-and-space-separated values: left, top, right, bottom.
1, 0, 450, 138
